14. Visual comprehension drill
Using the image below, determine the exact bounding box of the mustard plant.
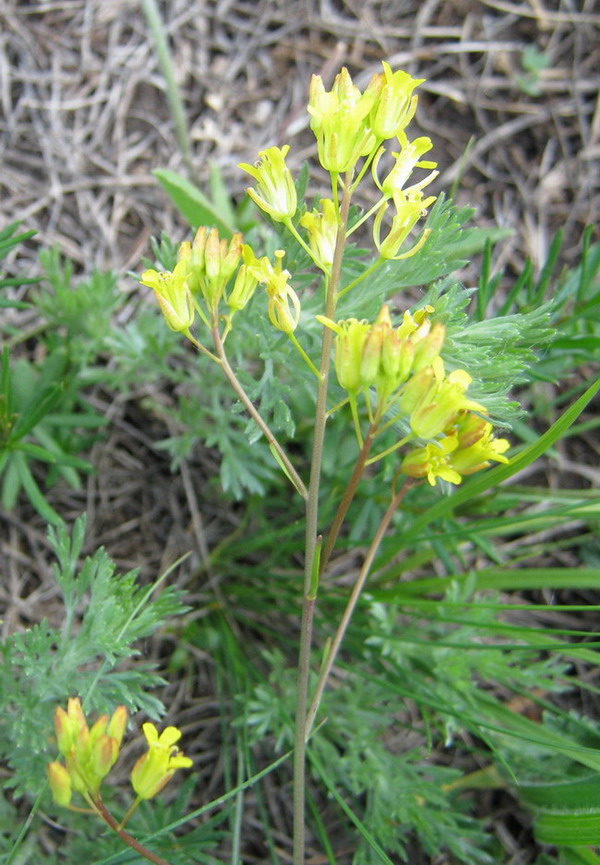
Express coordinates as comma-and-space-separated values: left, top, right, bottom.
139, 62, 550, 865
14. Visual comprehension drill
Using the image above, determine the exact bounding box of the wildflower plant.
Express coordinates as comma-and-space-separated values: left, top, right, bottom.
136, 61, 526, 862
133, 62, 600, 865
48, 697, 192, 865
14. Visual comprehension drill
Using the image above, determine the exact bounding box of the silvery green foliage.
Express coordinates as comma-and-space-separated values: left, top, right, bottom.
0, 515, 188, 796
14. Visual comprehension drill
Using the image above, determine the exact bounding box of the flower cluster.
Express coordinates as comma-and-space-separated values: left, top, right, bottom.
140, 227, 304, 343
142, 63, 439, 355
323, 305, 510, 485
48, 698, 192, 809
48, 697, 128, 806
140, 228, 261, 336
238, 63, 438, 278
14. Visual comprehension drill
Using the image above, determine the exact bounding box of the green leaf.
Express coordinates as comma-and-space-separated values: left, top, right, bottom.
10, 383, 65, 441
12, 450, 63, 524
14, 442, 59, 464
519, 775, 600, 810
153, 168, 235, 236
534, 810, 600, 847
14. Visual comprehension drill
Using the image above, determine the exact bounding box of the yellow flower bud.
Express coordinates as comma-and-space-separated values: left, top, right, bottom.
412, 322, 445, 372
449, 422, 510, 475
107, 705, 128, 749
382, 330, 415, 388
360, 321, 385, 386
49, 700, 128, 804
453, 411, 490, 449
48, 761, 72, 807
54, 698, 88, 756
90, 734, 119, 785
329, 318, 371, 392
227, 263, 258, 312
398, 366, 436, 416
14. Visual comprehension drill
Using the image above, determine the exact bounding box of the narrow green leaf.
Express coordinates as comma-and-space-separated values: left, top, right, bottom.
154, 168, 235, 236
534, 810, 600, 846
13, 451, 63, 525
209, 160, 238, 229
519, 775, 600, 810
389, 566, 600, 598
309, 751, 396, 865
15, 442, 58, 464
10, 383, 64, 441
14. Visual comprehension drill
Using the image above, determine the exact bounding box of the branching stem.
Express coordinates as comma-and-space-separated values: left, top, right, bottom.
292, 171, 353, 865
319, 423, 378, 574
212, 325, 308, 500
304, 479, 413, 739
92, 795, 172, 865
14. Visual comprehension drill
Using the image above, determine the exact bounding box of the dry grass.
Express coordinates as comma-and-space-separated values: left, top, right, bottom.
1, 0, 598, 272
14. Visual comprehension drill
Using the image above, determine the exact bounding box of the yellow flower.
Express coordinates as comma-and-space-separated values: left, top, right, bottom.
299, 198, 340, 271
131, 723, 193, 800
408, 368, 488, 440
140, 260, 195, 333
402, 435, 463, 486
373, 131, 437, 199
373, 188, 436, 260
308, 67, 380, 172
449, 420, 510, 475
239, 145, 297, 222
249, 250, 301, 333
49, 699, 128, 804
368, 62, 424, 140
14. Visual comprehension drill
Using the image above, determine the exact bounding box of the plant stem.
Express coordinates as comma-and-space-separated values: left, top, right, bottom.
304, 479, 413, 739
319, 423, 378, 574
140, 0, 196, 183
212, 325, 307, 499
292, 173, 353, 865
92, 796, 172, 865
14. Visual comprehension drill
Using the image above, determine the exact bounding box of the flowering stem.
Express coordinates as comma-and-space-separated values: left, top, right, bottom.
118, 795, 142, 829
284, 218, 318, 264
288, 331, 322, 379
346, 195, 386, 237
349, 393, 363, 447
292, 172, 353, 865
337, 257, 384, 300
304, 479, 413, 739
212, 325, 308, 500
92, 795, 172, 865
365, 433, 413, 465
319, 423, 378, 575
186, 331, 221, 364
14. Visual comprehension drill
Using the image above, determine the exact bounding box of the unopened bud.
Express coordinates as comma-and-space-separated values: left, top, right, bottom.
48, 761, 72, 807
412, 322, 445, 371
